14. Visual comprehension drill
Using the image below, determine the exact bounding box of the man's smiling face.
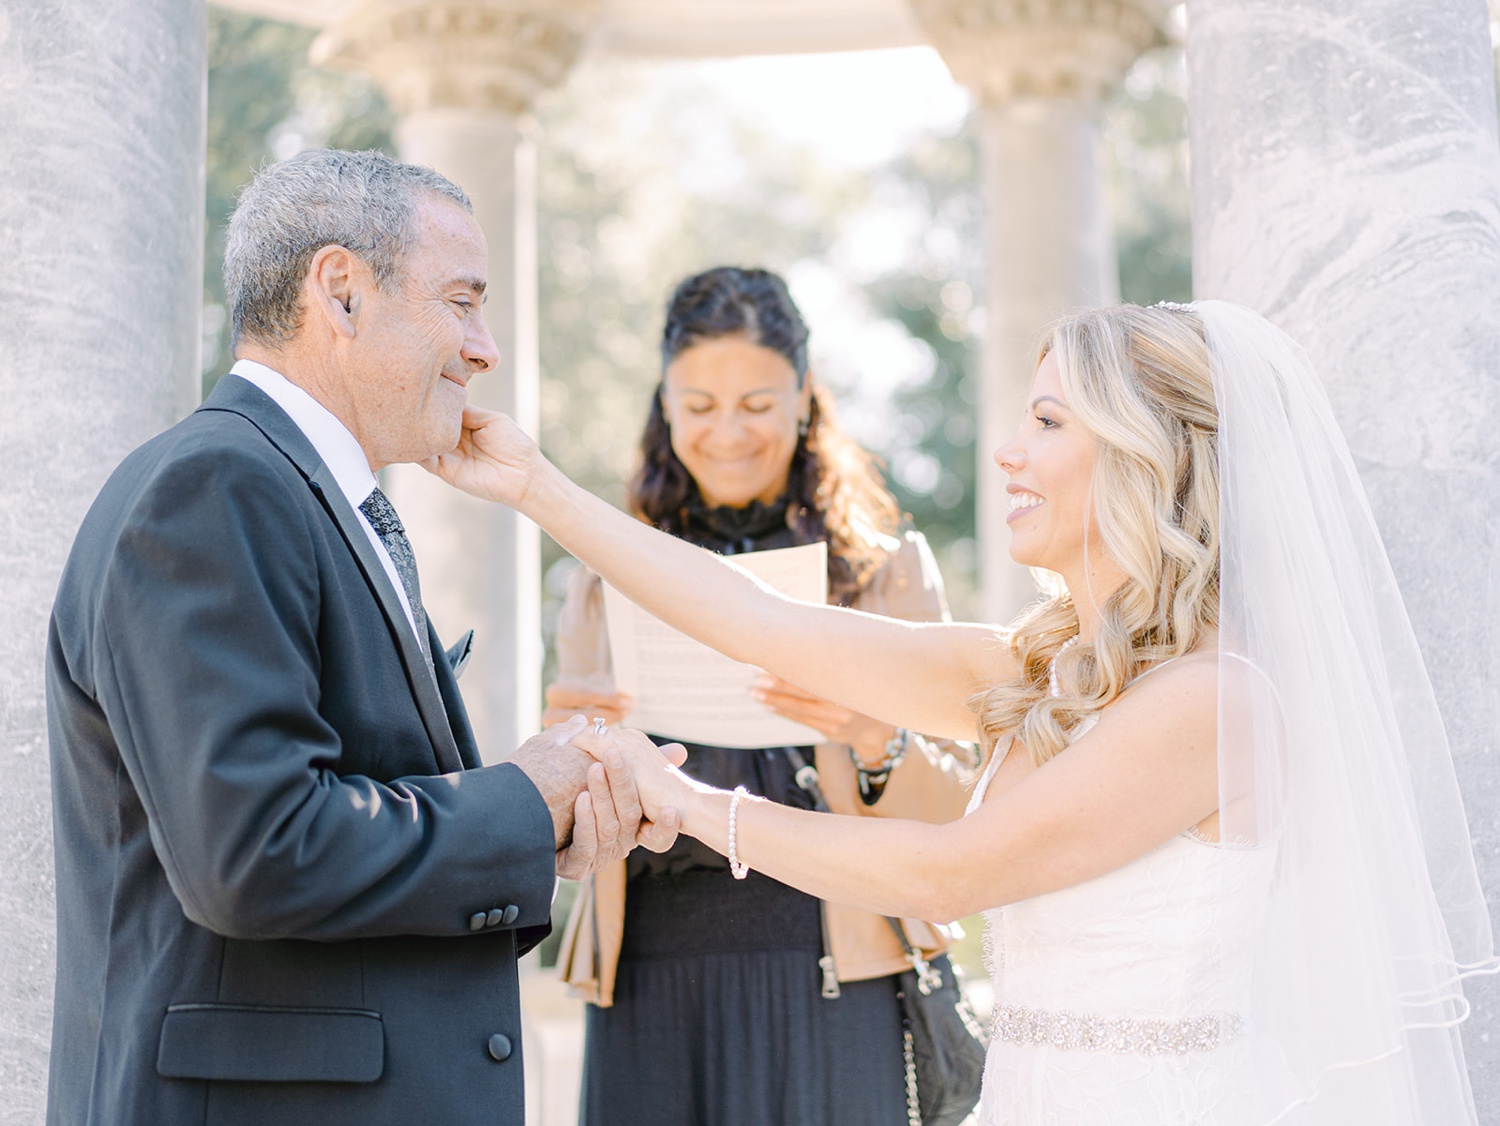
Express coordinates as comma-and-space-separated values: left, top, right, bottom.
343, 195, 499, 470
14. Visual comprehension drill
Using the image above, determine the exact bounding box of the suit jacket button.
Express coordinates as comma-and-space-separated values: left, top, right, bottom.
487, 1033, 513, 1062
501, 904, 519, 926
485, 908, 505, 927
468, 912, 488, 932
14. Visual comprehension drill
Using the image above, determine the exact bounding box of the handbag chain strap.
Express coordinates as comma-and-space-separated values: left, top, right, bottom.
901, 1024, 922, 1126
886, 915, 943, 995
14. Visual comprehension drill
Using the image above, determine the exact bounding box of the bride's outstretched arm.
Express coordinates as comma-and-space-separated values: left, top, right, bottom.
610, 654, 1221, 921
426, 406, 1013, 742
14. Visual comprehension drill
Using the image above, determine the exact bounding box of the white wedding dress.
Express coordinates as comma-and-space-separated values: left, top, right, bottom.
967, 718, 1280, 1126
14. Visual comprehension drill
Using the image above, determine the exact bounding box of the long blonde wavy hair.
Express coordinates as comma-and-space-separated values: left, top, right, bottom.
974, 304, 1220, 766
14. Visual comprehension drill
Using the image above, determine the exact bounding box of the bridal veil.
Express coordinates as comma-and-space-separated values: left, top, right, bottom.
1195, 299, 1496, 1124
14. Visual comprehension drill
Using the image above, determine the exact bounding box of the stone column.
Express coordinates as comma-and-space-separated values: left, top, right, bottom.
315, 2, 597, 762
912, 0, 1172, 625
1186, 0, 1500, 1110
0, 0, 204, 1118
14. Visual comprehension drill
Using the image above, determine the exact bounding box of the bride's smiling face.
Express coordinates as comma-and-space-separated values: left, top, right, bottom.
993, 350, 1102, 574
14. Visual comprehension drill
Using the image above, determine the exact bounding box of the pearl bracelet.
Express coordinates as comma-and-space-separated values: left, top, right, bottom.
727, 785, 750, 880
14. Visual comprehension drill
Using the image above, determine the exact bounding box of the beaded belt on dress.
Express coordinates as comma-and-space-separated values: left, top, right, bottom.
990, 1005, 1244, 1055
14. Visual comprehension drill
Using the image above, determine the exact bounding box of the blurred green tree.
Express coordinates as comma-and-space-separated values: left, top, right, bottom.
855, 125, 985, 616
1105, 46, 1192, 306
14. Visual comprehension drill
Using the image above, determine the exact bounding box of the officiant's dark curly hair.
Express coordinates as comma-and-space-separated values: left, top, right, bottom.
628, 266, 902, 605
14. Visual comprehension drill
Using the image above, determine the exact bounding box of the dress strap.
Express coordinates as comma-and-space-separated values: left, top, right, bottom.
1124, 655, 1182, 688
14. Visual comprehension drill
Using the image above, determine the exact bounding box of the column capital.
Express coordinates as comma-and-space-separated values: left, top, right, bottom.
312, 0, 600, 117
910, 0, 1172, 104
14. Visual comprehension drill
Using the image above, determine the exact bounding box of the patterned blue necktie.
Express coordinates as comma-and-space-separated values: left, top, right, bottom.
359, 487, 429, 658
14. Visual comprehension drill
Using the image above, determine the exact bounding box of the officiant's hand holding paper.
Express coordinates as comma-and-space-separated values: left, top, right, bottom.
752, 675, 897, 763
543, 681, 633, 728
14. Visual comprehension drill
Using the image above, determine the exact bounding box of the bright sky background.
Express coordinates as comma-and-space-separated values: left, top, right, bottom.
693, 46, 971, 168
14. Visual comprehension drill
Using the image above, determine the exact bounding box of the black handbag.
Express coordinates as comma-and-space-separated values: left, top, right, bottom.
888, 918, 987, 1126
782, 748, 986, 1126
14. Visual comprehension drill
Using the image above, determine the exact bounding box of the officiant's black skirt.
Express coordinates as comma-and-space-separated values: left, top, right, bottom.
579, 864, 909, 1126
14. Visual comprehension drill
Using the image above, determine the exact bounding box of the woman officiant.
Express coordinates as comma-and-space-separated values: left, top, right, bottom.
546, 266, 975, 1126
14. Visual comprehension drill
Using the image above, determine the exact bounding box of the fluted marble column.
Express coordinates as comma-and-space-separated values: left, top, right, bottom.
912, 0, 1172, 625
1186, 0, 1500, 1109
315, 1, 598, 762
0, 0, 204, 1118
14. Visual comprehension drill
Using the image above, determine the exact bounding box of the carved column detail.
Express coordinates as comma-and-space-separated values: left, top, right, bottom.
313, 0, 599, 116
910, 0, 1169, 104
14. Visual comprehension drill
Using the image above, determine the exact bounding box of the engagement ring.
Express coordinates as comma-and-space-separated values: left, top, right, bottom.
591, 717, 607, 735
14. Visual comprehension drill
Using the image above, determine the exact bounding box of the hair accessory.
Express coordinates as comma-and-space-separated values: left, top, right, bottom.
591, 716, 607, 736
1152, 300, 1194, 313
727, 785, 751, 879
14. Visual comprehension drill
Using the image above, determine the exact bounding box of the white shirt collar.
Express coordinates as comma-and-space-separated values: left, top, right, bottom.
227, 358, 423, 644
228, 359, 376, 512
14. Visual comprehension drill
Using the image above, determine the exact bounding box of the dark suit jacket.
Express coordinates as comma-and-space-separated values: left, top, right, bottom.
45, 376, 557, 1126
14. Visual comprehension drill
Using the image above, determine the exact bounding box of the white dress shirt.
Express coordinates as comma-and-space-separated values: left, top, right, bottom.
229, 360, 424, 646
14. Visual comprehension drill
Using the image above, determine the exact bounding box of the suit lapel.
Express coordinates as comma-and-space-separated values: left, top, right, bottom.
430, 621, 483, 771
199, 376, 465, 775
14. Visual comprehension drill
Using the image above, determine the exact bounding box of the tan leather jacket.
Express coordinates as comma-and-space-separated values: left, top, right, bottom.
552, 530, 976, 1007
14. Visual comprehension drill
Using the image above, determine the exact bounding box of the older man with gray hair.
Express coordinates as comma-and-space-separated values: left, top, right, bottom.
44, 148, 678, 1126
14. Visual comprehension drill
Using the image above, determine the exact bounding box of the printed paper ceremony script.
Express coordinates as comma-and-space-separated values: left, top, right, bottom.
602, 542, 828, 748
